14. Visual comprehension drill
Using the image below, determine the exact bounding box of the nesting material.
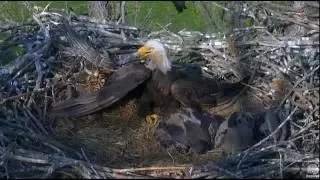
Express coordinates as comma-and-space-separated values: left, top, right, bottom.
0, 1, 318, 178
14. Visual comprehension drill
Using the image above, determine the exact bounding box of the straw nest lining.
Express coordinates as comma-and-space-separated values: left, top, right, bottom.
0, 2, 319, 178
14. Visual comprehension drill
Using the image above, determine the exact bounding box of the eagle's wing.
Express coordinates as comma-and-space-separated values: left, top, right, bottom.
168, 65, 219, 108
170, 66, 250, 108
170, 78, 219, 108
50, 64, 151, 117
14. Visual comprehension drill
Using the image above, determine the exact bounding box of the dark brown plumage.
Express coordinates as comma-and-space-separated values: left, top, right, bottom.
137, 64, 249, 118
50, 63, 151, 117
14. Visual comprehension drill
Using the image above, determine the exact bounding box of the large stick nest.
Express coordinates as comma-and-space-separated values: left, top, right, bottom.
0, 1, 319, 178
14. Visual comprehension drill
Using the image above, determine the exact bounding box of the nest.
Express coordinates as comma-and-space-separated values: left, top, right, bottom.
0, 2, 319, 178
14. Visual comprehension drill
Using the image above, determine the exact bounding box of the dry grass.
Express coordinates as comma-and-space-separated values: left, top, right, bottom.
53, 94, 226, 169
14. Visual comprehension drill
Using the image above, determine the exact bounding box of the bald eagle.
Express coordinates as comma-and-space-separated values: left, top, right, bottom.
49, 39, 249, 154
50, 39, 248, 119
135, 40, 249, 119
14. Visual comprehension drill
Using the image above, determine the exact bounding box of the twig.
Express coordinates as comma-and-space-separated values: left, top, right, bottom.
278, 66, 319, 109
81, 148, 99, 177
114, 166, 190, 173
210, 2, 231, 12
191, 164, 241, 179
25, 107, 48, 136
0, 87, 51, 105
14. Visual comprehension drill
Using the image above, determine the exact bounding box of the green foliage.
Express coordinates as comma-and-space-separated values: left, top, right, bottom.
243, 18, 254, 27
0, 1, 31, 22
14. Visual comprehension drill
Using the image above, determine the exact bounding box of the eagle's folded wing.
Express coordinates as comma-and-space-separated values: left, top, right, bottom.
50, 64, 151, 117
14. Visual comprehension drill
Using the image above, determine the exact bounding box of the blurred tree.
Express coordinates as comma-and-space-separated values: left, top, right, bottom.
88, 1, 108, 23
87, 1, 126, 23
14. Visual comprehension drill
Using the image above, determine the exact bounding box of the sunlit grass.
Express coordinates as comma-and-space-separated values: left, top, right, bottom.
0, 1, 290, 32
125, 1, 208, 32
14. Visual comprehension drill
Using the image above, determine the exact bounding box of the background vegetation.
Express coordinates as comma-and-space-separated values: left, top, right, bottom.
0, 1, 287, 65
0, 1, 211, 65
0, 1, 209, 31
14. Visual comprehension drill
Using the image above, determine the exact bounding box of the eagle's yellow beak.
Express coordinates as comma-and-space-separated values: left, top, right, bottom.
137, 46, 152, 61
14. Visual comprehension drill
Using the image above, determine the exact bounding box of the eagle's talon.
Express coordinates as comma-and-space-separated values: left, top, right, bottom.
145, 114, 160, 126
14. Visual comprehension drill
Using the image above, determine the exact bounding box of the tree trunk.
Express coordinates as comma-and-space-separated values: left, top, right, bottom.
88, 1, 108, 23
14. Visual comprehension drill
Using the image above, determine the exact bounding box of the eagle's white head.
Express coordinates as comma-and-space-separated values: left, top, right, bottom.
137, 39, 172, 74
